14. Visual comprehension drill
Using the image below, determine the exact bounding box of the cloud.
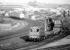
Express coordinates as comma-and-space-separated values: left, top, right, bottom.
0, 0, 70, 4
37, 0, 69, 4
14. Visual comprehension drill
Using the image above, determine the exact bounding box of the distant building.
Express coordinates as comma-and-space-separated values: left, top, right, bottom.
0, 11, 5, 16
19, 13, 25, 18
5, 12, 9, 17
13, 8, 24, 12
8, 11, 25, 19
31, 15, 36, 20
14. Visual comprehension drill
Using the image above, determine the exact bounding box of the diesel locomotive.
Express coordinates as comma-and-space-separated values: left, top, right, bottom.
20, 18, 62, 42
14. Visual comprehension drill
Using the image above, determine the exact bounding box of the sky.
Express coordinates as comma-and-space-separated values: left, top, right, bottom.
0, 0, 70, 5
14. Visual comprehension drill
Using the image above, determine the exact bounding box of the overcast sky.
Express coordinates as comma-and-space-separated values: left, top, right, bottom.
0, 0, 70, 5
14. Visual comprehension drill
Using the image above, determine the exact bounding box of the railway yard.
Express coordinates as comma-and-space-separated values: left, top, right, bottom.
0, 17, 70, 50
0, 3, 70, 50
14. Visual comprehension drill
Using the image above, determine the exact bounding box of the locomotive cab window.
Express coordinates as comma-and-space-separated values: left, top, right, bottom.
37, 29, 39, 32
30, 27, 40, 32
30, 29, 39, 32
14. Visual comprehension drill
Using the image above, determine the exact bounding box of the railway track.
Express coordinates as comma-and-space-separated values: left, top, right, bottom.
16, 29, 70, 50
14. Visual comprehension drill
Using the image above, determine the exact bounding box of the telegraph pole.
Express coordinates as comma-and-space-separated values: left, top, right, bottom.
45, 16, 46, 31
44, 16, 48, 32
